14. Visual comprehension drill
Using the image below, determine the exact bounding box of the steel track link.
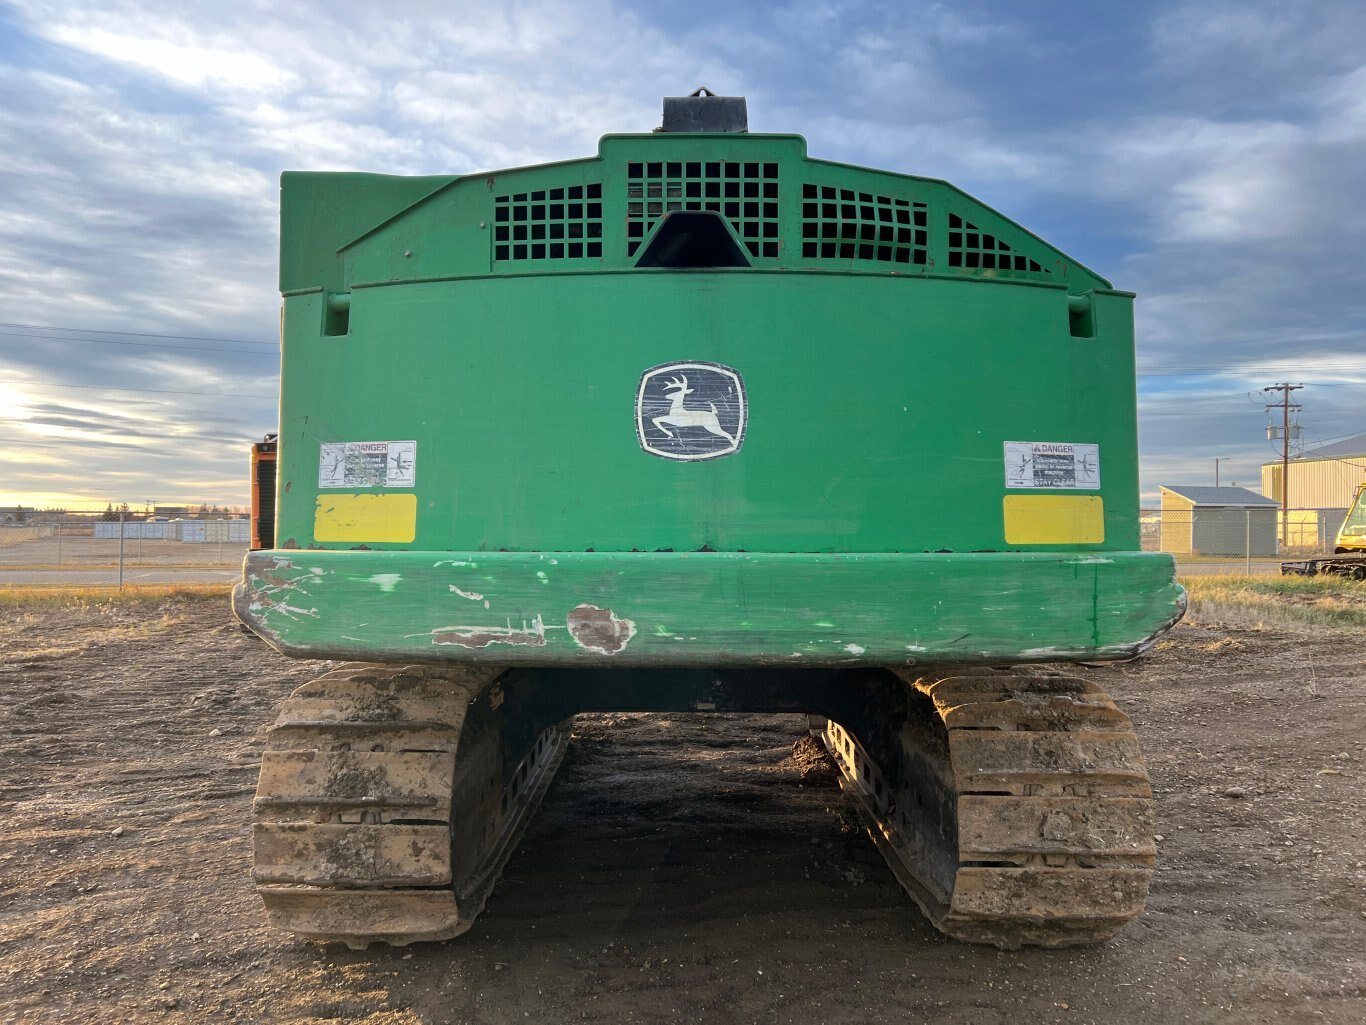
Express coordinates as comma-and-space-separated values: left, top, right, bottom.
816, 669, 1155, 948
252, 663, 571, 948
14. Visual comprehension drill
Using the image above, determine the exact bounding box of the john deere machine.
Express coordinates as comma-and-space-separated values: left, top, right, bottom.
235, 92, 1186, 949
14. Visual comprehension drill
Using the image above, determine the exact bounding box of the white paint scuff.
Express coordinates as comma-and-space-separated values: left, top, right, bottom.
448, 584, 489, 608
369, 573, 402, 593
409, 616, 566, 649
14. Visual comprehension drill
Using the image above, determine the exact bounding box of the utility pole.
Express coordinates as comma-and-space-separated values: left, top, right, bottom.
1263, 383, 1302, 549
1214, 457, 1227, 487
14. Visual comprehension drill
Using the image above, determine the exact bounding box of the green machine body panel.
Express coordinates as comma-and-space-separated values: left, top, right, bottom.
235, 132, 1183, 665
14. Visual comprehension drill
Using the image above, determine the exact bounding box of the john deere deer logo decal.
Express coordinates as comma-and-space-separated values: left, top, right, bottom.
636, 361, 746, 461
655, 375, 736, 444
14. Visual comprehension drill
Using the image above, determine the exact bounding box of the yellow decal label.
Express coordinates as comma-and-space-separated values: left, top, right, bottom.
1003, 495, 1104, 545
314, 494, 417, 543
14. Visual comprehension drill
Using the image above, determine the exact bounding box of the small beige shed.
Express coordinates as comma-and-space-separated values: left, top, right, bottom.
1158, 486, 1279, 556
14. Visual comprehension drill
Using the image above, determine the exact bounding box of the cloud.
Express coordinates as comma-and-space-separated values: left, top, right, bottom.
1150, 0, 1364, 84
1, 0, 1363, 511
0, 69, 277, 332
44, 26, 300, 92
1100, 118, 1310, 244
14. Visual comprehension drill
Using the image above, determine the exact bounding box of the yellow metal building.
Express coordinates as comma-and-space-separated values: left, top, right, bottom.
1262, 433, 1366, 508
1262, 434, 1366, 547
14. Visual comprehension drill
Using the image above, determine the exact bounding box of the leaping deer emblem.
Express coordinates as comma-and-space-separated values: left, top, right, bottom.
652, 375, 736, 448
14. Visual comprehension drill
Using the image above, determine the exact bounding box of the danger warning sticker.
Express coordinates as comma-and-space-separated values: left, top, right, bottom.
1004, 441, 1100, 490
318, 441, 417, 489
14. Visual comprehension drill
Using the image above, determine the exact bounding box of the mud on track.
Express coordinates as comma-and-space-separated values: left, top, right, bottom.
1, 596, 1363, 1025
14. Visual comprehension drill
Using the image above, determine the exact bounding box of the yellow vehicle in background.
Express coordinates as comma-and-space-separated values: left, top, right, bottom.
1335, 483, 1366, 555
1283, 481, 1366, 578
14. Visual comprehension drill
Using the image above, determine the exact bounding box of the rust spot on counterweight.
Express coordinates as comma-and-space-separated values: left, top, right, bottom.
566, 604, 636, 655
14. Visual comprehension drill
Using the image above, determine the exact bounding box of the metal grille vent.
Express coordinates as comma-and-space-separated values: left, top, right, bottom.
801, 185, 927, 264
947, 213, 1047, 274
255, 454, 275, 550
627, 161, 779, 259
494, 185, 603, 262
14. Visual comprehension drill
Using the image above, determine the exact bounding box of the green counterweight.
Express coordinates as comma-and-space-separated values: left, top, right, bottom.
238, 96, 1177, 950
236, 129, 1180, 663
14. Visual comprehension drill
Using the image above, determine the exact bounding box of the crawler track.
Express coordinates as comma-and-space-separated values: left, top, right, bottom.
252, 663, 1151, 949
252, 664, 569, 948
816, 670, 1154, 947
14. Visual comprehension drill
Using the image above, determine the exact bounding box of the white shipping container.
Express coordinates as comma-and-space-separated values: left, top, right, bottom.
176, 520, 248, 544
93, 521, 169, 539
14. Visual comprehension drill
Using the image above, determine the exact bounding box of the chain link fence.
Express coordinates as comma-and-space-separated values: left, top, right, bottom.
4, 503, 1345, 589
0, 509, 249, 589
1142, 506, 1347, 575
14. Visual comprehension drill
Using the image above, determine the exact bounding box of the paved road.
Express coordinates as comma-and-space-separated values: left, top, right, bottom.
1175, 560, 1282, 576
0, 567, 241, 587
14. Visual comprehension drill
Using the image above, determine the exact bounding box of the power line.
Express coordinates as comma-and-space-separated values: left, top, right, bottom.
0, 321, 275, 346
1140, 365, 1363, 372
0, 330, 278, 356
2, 428, 262, 449
1138, 366, 1364, 377
1304, 429, 1366, 447
17, 382, 276, 399
1138, 407, 1355, 419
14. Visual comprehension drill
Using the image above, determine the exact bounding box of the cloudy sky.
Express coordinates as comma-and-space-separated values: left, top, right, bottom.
1, 0, 1363, 509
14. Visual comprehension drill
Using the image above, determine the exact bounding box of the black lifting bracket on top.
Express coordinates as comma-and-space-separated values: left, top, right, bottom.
660, 87, 748, 133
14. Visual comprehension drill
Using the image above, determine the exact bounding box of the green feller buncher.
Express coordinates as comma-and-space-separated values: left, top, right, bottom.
235, 91, 1186, 950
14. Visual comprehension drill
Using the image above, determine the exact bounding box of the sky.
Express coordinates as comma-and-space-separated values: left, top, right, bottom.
0, 0, 1363, 509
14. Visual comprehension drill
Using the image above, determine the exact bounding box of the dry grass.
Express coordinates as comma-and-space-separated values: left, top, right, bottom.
0, 585, 231, 658
0, 583, 231, 608
1180, 573, 1366, 631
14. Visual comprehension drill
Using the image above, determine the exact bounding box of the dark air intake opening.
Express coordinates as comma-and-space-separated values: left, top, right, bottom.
634, 211, 752, 269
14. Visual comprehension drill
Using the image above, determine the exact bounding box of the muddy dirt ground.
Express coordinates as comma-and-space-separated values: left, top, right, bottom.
1, 596, 1363, 1025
